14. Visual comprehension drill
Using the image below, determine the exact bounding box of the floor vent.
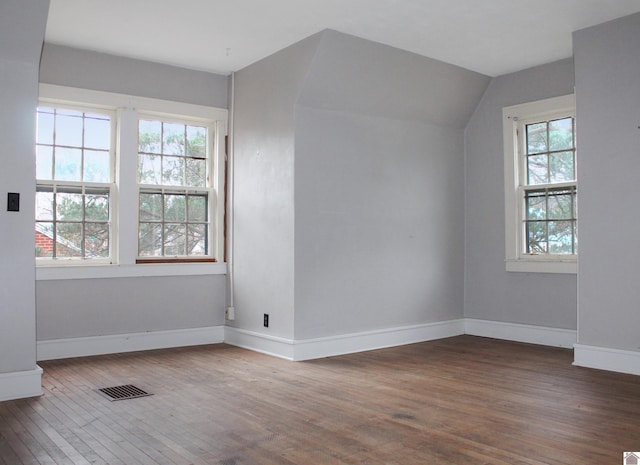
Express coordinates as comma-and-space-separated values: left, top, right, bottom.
97, 384, 152, 401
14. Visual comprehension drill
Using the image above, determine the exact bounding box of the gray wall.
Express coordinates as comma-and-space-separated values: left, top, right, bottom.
0, 0, 49, 375
41, 43, 228, 108
574, 13, 640, 352
464, 58, 577, 329
233, 29, 488, 341
36, 46, 229, 342
232, 33, 322, 339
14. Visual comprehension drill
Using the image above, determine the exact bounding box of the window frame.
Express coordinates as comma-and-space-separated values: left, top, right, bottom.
503, 94, 577, 274
36, 84, 227, 281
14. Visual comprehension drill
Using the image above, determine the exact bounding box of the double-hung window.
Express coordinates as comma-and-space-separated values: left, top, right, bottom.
35, 84, 227, 277
137, 116, 215, 261
503, 94, 577, 273
35, 105, 115, 262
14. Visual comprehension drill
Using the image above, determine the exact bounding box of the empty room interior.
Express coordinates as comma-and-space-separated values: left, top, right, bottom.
1, 1, 640, 464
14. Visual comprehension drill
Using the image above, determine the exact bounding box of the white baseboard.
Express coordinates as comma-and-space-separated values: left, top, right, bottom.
224, 327, 295, 360
37, 326, 225, 361
573, 344, 640, 376
0, 366, 43, 402
225, 320, 465, 361
292, 319, 465, 361
465, 319, 576, 348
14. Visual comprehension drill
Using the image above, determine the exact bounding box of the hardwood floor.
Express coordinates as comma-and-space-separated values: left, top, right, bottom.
1, 335, 639, 464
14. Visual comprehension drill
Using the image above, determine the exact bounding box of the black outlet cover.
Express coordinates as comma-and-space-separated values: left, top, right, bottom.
7, 193, 19, 212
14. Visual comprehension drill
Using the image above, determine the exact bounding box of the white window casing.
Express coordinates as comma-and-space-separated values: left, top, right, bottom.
503, 94, 577, 274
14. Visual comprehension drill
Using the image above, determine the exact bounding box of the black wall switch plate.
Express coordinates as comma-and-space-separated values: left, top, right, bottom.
7, 193, 19, 212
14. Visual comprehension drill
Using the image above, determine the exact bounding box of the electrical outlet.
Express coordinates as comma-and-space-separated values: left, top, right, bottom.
225, 306, 235, 321
263, 313, 269, 328
7, 192, 19, 212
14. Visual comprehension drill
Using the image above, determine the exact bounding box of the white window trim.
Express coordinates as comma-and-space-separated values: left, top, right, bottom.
503, 94, 577, 274
36, 84, 228, 280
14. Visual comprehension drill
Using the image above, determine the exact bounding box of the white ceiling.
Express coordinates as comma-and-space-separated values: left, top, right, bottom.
45, 0, 640, 77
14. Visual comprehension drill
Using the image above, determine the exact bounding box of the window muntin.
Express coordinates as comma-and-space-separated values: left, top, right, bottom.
137, 117, 214, 260
520, 115, 577, 257
35, 106, 114, 261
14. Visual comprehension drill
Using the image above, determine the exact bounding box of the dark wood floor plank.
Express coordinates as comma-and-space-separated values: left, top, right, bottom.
1, 335, 639, 464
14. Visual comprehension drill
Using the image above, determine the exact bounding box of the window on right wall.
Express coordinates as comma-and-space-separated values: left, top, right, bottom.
503, 94, 577, 273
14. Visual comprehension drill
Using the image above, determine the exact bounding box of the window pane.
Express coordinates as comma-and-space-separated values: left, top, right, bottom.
35, 191, 54, 221
56, 192, 83, 222
56, 222, 83, 257
164, 224, 186, 255
37, 110, 54, 145
548, 191, 573, 220
549, 151, 575, 183
138, 154, 162, 184
186, 158, 206, 187
139, 193, 163, 221
139, 120, 162, 154
36, 145, 53, 180
163, 122, 185, 156
186, 126, 206, 158
56, 113, 83, 147
527, 154, 548, 185
526, 222, 547, 254
35, 222, 54, 258
165, 194, 186, 222
85, 193, 109, 221
84, 117, 110, 150
84, 149, 110, 182
162, 156, 185, 186
187, 224, 207, 255
85, 223, 109, 258
526, 122, 547, 154
55, 147, 82, 181
188, 195, 207, 222
139, 223, 162, 256
548, 118, 573, 151
526, 192, 546, 220
548, 221, 573, 254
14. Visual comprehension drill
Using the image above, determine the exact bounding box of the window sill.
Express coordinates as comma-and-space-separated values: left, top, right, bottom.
36, 262, 227, 281
506, 259, 576, 274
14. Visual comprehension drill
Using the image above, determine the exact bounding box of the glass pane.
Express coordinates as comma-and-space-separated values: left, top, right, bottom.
526, 192, 546, 220
85, 223, 109, 258
548, 191, 573, 220
549, 151, 575, 183
139, 193, 163, 221
186, 158, 206, 187
37, 111, 54, 145
139, 223, 162, 256
84, 117, 110, 150
56, 192, 83, 221
35, 222, 54, 258
186, 126, 206, 158
35, 191, 54, 220
85, 193, 109, 221
162, 156, 185, 186
526, 222, 547, 254
574, 223, 578, 254
549, 221, 573, 254
164, 224, 186, 256
188, 195, 207, 222
54, 147, 82, 181
526, 122, 547, 154
162, 122, 185, 156
138, 154, 162, 184
527, 154, 548, 185
36, 145, 53, 180
187, 224, 207, 255
84, 149, 110, 182
139, 120, 162, 154
56, 222, 83, 257
165, 194, 186, 222
548, 118, 573, 151
56, 113, 83, 147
